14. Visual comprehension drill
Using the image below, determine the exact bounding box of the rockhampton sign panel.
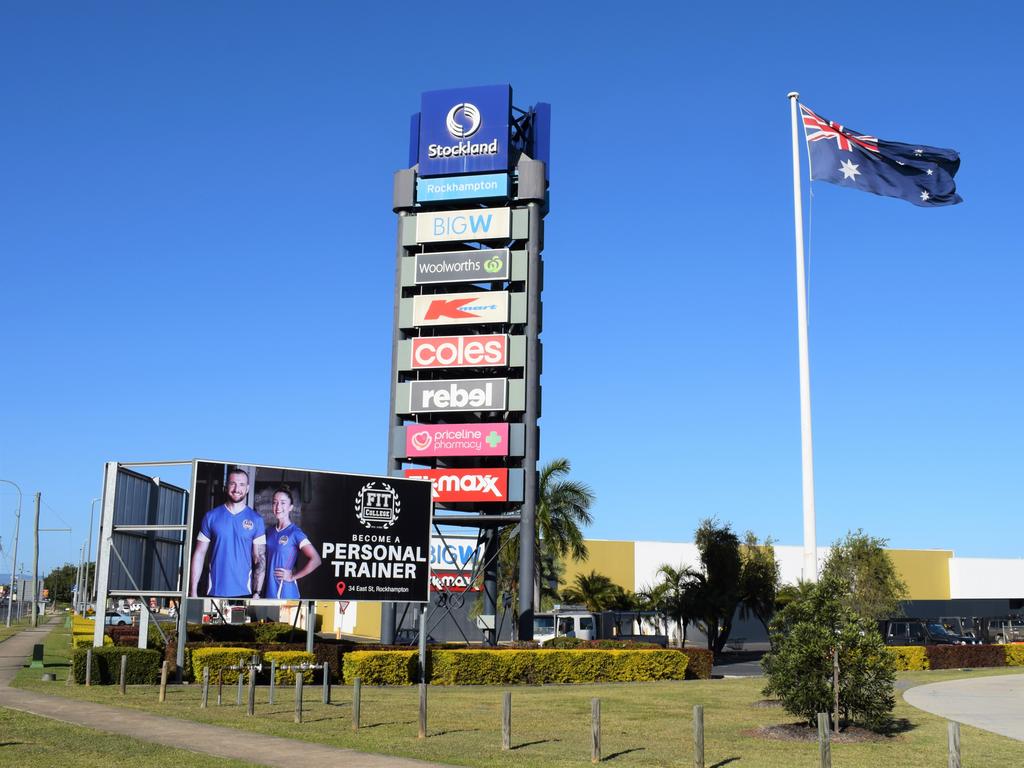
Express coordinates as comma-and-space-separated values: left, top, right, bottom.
186, 460, 432, 603
416, 173, 510, 203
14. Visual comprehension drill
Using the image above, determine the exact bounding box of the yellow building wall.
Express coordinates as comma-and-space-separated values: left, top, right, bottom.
353, 601, 382, 639
561, 540, 635, 593
887, 549, 952, 600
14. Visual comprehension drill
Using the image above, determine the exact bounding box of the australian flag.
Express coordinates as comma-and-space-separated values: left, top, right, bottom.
801, 104, 962, 207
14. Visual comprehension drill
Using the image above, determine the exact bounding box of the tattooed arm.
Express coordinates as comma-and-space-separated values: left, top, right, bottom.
252, 538, 267, 598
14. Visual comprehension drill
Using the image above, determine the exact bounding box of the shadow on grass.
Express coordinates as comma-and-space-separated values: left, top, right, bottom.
604, 747, 645, 760
877, 717, 917, 737
510, 739, 559, 750
360, 720, 416, 729
431, 727, 481, 736
710, 759, 741, 767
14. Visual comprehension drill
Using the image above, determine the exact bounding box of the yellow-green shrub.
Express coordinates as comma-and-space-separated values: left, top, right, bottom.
886, 646, 929, 671
431, 649, 689, 685
343, 650, 418, 685
1005, 645, 1024, 666
74, 634, 113, 648
191, 647, 260, 684
263, 651, 316, 684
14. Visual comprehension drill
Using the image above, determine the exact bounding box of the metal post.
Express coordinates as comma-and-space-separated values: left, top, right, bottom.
84, 497, 99, 608
788, 91, 818, 583
502, 691, 512, 750
119, 654, 127, 695
381, 210, 410, 645
591, 698, 601, 764
247, 669, 256, 716
833, 645, 840, 734
217, 668, 223, 705
693, 704, 704, 768
30, 492, 40, 627
418, 603, 428, 683
948, 720, 961, 768
305, 601, 315, 653
352, 676, 361, 730
0, 480, 22, 628
85, 648, 92, 686
201, 666, 209, 708
75, 545, 84, 615
322, 661, 330, 704
482, 528, 498, 646
517, 198, 543, 640
817, 712, 831, 768
92, 463, 118, 647
269, 659, 277, 704
418, 682, 427, 738
294, 672, 304, 724
159, 660, 169, 702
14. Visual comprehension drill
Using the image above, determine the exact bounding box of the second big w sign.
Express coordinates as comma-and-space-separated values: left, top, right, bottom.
384, 84, 550, 643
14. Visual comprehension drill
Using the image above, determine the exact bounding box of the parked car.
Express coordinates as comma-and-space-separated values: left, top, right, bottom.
980, 617, 1024, 644
878, 619, 974, 646
937, 616, 980, 639
104, 611, 132, 626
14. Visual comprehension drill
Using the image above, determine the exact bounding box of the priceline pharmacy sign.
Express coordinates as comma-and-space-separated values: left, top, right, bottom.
417, 84, 512, 177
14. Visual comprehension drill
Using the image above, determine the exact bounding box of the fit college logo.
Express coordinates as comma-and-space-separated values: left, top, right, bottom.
355, 481, 401, 530
446, 102, 481, 139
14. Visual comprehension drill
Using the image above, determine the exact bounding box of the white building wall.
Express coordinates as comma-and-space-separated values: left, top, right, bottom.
949, 558, 1024, 599
633, 541, 700, 592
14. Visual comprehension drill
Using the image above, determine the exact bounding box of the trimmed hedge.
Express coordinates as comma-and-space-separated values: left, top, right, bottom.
344, 650, 419, 685
887, 646, 929, 671
681, 648, 714, 680
74, 635, 113, 648
263, 651, 317, 684
71, 646, 161, 684
431, 649, 689, 685
1006, 645, 1024, 666
926, 644, 1007, 670
191, 647, 261, 684
542, 637, 662, 650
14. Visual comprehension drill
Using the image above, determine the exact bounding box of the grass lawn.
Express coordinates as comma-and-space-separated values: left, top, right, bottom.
0, 616, 34, 644
10, 622, 1024, 768
0, 707, 258, 768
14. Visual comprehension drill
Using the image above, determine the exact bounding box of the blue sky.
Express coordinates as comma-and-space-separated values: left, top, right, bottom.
1, 2, 1021, 576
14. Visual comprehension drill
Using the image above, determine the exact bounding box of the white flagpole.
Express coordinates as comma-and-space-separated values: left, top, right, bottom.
788, 91, 818, 583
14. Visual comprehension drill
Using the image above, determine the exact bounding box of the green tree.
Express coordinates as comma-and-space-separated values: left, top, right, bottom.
762, 572, 896, 731
42, 562, 84, 604
693, 518, 742, 653
738, 533, 780, 634
655, 563, 701, 647
560, 570, 622, 612
820, 530, 907, 620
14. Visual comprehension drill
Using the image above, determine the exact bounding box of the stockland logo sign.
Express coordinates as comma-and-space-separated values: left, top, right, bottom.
417, 173, 510, 203
412, 291, 509, 327
418, 84, 511, 177
414, 249, 509, 284
408, 378, 507, 413
415, 207, 510, 244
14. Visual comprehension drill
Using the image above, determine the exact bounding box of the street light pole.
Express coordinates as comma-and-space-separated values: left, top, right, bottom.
83, 497, 100, 610
0, 480, 22, 627
31, 492, 40, 628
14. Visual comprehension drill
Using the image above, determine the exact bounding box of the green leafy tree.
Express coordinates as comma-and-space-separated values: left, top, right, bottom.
560, 570, 622, 612
738, 533, 780, 634
820, 530, 907, 620
693, 518, 742, 652
42, 562, 83, 604
655, 563, 701, 647
762, 572, 896, 731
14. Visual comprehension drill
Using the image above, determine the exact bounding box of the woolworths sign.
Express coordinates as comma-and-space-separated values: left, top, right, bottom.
414, 249, 509, 284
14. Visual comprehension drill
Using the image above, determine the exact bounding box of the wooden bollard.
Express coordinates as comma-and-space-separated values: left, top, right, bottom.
200, 667, 210, 708
247, 669, 256, 716
119, 655, 127, 695
294, 672, 304, 724
948, 720, 961, 768
817, 713, 831, 768
159, 661, 169, 702
591, 698, 601, 764
693, 704, 704, 768
418, 682, 427, 739
322, 661, 330, 704
217, 668, 223, 705
269, 660, 277, 705
502, 691, 512, 750
236, 665, 244, 705
85, 648, 93, 686
352, 677, 361, 730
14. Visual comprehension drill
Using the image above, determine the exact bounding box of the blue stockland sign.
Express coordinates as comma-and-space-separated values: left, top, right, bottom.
418, 84, 511, 177
417, 173, 509, 203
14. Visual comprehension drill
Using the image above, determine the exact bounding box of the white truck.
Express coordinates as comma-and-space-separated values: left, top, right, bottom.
532, 605, 668, 646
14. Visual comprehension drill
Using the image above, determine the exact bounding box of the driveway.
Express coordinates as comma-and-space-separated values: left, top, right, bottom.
902, 672, 1024, 742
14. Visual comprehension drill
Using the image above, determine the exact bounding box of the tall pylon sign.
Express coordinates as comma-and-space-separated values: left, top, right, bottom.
385, 85, 550, 643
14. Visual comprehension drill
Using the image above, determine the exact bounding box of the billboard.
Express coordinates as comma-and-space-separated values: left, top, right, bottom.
414, 248, 510, 284
412, 291, 509, 327
407, 378, 507, 413
187, 461, 432, 603
418, 84, 511, 177
404, 468, 509, 503
411, 334, 508, 369
430, 535, 484, 592
405, 422, 510, 458
417, 173, 510, 203
415, 207, 510, 244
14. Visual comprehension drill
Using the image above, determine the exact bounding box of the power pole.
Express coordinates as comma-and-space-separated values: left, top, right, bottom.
31, 492, 40, 628
83, 497, 99, 610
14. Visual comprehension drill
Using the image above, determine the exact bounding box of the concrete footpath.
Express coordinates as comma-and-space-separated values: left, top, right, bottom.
0, 617, 453, 768
903, 673, 1024, 742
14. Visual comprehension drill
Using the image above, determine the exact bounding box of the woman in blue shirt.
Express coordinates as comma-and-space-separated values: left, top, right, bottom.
264, 485, 322, 600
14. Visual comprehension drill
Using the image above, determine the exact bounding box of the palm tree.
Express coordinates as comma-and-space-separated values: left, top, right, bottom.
656, 563, 701, 647
560, 570, 621, 612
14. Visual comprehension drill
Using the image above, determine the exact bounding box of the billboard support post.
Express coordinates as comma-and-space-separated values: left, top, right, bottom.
305, 601, 315, 654
418, 603, 428, 682
482, 528, 498, 646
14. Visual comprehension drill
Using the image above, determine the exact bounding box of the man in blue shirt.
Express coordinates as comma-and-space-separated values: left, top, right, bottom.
189, 468, 267, 598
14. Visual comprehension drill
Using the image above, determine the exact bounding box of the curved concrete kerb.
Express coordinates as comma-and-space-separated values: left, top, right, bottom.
902, 673, 1024, 742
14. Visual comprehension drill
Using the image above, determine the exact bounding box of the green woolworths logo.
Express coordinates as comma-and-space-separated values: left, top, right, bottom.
483, 254, 504, 273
